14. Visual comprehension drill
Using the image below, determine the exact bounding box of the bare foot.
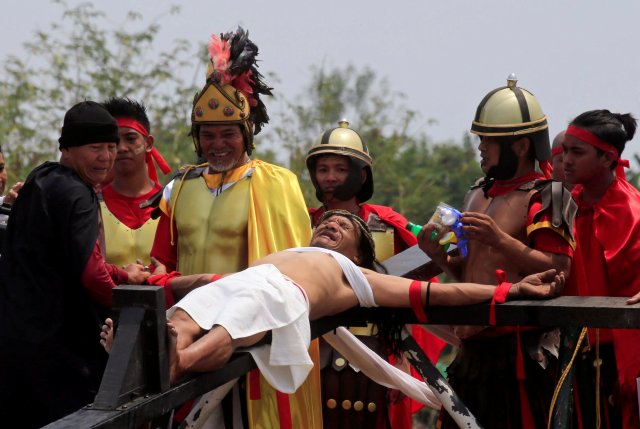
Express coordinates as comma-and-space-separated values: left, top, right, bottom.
167, 321, 181, 384
100, 318, 114, 353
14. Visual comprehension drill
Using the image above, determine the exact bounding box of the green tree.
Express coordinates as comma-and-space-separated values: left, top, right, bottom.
0, 0, 201, 184
266, 64, 482, 220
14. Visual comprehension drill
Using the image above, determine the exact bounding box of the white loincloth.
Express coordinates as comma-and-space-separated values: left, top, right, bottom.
285, 246, 377, 307
168, 263, 312, 393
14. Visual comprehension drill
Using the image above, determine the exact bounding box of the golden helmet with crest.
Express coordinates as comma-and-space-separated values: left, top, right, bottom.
191, 27, 272, 156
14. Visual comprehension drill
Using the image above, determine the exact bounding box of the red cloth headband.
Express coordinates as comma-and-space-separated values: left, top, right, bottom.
551, 146, 563, 157
565, 125, 618, 156
116, 118, 149, 137
565, 124, 628, 180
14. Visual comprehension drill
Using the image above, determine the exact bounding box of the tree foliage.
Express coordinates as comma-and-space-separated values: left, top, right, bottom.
266, 65, 482, 221
0, 0, 200, 183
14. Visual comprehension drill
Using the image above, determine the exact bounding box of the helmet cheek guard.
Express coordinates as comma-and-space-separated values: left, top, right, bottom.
306, 119, 374, 203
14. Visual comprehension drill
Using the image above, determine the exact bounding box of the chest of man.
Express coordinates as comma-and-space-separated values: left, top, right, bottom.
462, 187, 533, 283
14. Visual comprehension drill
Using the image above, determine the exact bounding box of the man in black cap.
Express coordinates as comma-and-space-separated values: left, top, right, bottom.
0, 101, 152, 428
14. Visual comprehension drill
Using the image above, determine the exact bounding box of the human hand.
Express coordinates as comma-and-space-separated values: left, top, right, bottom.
3, 182, 23, 205
627, 291, 640, 305
149, 256, 167, 275
509, 269, 565, 300
461, 212, 507, 247
123, 262, 151, 284
418, 223, 449, 265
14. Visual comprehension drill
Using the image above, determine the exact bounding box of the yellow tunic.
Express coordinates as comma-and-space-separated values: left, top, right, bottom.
99, 201, 159, 267
161, 160, 321, 429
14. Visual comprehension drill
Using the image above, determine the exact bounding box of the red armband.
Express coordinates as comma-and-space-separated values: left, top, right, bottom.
211, 274, 224, 282
409, 280, 428, 323
147, 271, 182, 287
489, 269, 512, 325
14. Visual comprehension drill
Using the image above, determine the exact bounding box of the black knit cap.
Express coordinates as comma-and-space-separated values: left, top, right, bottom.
58, 101, 120, 149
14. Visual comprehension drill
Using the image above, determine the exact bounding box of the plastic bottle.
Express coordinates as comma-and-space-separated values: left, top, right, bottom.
405, 222, 423, 236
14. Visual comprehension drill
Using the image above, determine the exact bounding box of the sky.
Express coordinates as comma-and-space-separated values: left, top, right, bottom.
2, 0, 640, 160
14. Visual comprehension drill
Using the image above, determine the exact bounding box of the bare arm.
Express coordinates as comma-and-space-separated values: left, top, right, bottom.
363, 268, 564, 308
169, 274, 223, 299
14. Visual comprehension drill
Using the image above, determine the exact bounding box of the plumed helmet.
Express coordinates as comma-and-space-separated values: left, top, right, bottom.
191, 27, 272, 156
471, 74, 550, 162
306, 119, 374, 203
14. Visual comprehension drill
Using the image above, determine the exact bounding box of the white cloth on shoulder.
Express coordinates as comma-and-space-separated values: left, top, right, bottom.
167, 263, 312, 393
285, 246, 377, 307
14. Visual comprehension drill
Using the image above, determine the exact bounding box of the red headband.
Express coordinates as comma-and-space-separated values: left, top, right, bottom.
565, 125, 618, 157
565, 124, 628, 180
116, 118, 149, 137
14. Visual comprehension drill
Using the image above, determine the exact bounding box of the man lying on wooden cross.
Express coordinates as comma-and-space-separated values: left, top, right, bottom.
101, 209, 564, 390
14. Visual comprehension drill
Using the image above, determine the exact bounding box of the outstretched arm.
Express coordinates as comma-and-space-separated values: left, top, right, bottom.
363, 268, 565, 308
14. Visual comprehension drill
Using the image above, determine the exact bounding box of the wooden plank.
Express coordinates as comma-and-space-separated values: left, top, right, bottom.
315, 296, 640, 329
382, 244, 445, 279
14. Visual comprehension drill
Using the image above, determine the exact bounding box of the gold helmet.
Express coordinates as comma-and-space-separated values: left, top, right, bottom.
471, 73, 550, 162
306, 119, 373, 203
191, 27, 272, 156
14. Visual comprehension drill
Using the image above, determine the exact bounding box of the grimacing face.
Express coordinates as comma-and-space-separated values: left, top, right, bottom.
311, 214, 361, 264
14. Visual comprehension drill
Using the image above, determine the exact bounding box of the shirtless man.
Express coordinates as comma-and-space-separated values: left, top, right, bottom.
160, 210, 563, 388
420, 76, 575, 429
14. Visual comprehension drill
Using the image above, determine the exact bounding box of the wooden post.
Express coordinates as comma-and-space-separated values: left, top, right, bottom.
92, 286, 169, 410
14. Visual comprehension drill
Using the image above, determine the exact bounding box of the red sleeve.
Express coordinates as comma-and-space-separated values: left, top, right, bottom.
80, 240, 128, 308
150, 212, 178, 272
527, 199, 573, 257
